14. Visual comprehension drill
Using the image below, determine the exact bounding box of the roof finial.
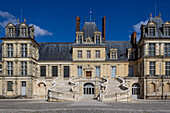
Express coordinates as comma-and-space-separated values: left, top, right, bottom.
24, 18, 26, 23
150, 13, 152, 17
18, 18, 20, 23
94, 16, 95, 22
85, 17, 86, 22
159, 13, 161, 17
90, 10, 92, 22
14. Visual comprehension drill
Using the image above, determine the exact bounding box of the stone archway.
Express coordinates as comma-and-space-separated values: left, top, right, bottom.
38, 82, 46, 98
83, 83, 94, 97
132, 83, 140, 99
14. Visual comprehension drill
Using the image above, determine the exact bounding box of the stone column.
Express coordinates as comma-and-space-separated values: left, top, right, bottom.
17, 44, 21, 57
13, 44, 16, 57
156, 43, 159, 56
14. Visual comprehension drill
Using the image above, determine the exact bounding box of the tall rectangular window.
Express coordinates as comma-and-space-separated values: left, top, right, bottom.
87, 50, 91, 58
64, 66, 69, 78
149, 62, 155, 76
129, 66, 134, 77
111, 51, 117, 59
7, 81, 13, 91
7, 61, 13, 76
149, 27, 156, 36
165, 43, 170, 57
165, 62, 170, 76
8, 28, 13, 37
77, 50, 82, 58
77, 36, 82, 44
111, 66, 116, 78
95, 50, 100, 58
95, 66, 100, 77
165, 26, 170, 36
21, 61, 27, 76
21, 28, 26, 37
7, 44, 13, 57
52, 66, 58, 77
41, 66, 46, 77
149, 43, 155, 56
21, 44, 27, 57
96, 36, 100, 44
77, 66, 82, 77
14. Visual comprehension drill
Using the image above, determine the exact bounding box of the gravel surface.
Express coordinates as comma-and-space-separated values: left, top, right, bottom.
0, 99, 170, 113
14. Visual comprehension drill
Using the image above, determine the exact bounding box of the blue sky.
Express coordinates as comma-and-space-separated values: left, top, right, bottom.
0, 0, 170, 42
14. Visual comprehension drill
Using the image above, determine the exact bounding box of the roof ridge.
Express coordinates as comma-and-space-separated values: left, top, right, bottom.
106, 41, 130, 42
39, 42, 74, 44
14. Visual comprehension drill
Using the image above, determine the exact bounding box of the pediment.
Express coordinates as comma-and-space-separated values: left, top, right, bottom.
164, 21, 170, 25
148, 21, 156, 25
6, 22, 15, 28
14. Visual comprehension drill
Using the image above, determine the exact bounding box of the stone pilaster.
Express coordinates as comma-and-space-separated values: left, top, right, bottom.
156, 43, 159, 56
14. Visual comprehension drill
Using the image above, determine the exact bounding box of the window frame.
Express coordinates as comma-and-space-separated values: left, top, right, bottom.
7, 61, 13, 76
165, 62, 170, 76
7, 44, 13, 57
95, 50, 100, 58
52, 66, 58, 77
87, 50, 91, 58
149, 43, 155, 57
149, 61, 155, 76
77, 66, 82, 77
7, 81, 13, 91
21, 61, 27, 76
40, 66, 46, 77
95, 66, 100, 77
21, 44, 27, 57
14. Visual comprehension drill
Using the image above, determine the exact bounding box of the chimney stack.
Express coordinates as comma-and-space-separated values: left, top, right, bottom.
76, 16, 80, 32
131, 31, 137, 48
102, 16, 106, 42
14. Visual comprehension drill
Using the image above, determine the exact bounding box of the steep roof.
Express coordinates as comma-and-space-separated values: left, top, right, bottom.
105, 41, 132, 61
81, 22, 99, 40
39, 42, 73, 61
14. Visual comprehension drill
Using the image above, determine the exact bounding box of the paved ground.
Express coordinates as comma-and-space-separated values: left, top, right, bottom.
0, 99, 170, 113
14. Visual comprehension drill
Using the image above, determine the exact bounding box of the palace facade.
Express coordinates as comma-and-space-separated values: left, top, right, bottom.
0, 14, 170, 101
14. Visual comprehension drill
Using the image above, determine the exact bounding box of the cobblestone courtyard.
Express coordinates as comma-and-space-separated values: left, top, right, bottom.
0, 99, 170, 113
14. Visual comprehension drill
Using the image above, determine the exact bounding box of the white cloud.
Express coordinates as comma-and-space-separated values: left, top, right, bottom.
130, 19, 148, 41
0, 10, 53, 37
133, 20, 148, 33
29, 24, 53, 37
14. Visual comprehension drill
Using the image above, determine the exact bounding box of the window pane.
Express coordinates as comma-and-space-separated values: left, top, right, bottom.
52, 66, 58, 77
64, 66, 69, 77
41, 66, 46, 77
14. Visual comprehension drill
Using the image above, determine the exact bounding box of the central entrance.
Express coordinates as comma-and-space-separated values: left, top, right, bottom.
83, 83, 94, 97
86, 71, 91, 78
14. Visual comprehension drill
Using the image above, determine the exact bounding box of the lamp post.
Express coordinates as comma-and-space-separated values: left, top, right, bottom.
161, 75, 164, 100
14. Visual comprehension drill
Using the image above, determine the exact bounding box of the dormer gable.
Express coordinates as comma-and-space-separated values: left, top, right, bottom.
19, 22, 29, 37
5, 22, 15, 37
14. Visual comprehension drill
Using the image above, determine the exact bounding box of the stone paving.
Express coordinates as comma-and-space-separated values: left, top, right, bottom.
0, 99, 170, 113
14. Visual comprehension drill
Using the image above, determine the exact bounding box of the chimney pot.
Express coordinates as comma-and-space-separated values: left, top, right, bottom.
102, 16, 106, 42
76, 16, 80, 32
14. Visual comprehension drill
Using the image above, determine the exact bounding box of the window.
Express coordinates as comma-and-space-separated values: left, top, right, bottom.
95, 66, 100, 77
165, 26, 170, 36
149, 62, 155, 76
21, 44, 27, 57
129, 51, 133, 59
77, 36, 82, 44
77, 66, 82, 77
21, 61, 27, 76
96, 36, 100, 44
149, 43, 155, 56
132, 83, 140, 95
165, 62, 170, 76
87, 50, 91, 58
7, 81, 13, 91
7, 44, 13, 57
95, 50, 100, 58
111, 51, 117, 59
8, 28, 13, 37
165, 43, 170, 57
111, 66, 116, 78
40, 66, 46, 77
129, 66, 134, 77
21, 28, 26, 37
77, 50, 82, 58
148, 27, 156, 36
52, 66, 58, 77
7, 61, 13, 76
64, 66, 69, 77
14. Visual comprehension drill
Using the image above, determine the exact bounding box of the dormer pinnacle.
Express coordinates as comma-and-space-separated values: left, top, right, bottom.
24, 18, 26, 23
18, 18, 20, 23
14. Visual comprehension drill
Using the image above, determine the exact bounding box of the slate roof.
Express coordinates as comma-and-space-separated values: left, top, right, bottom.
105, 41, 132, 61
144, 17, 170, 38
38, 41, 132, 61
81, 22, 99, 41
39, 42, 73, 61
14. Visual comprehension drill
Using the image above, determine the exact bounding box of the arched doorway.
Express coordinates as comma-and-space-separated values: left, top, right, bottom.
132, 83, 140, 99
83, 83, 94, 97
38, 82, 46, 98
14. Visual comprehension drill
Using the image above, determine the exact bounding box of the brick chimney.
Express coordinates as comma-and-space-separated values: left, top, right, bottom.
131, 31, 137, 48
102, 16, 106, 42
76, 16, 80, 32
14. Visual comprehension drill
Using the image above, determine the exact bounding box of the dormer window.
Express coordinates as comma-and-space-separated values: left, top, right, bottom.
128, 48, 134, 59
8, 28, 14, 37
165, 26, 170, 36
148, 27, 156, 36
77, 36, 82, 44
96, 36, 100, 44
110, 49, 117, 59
21, 28, 26, 37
